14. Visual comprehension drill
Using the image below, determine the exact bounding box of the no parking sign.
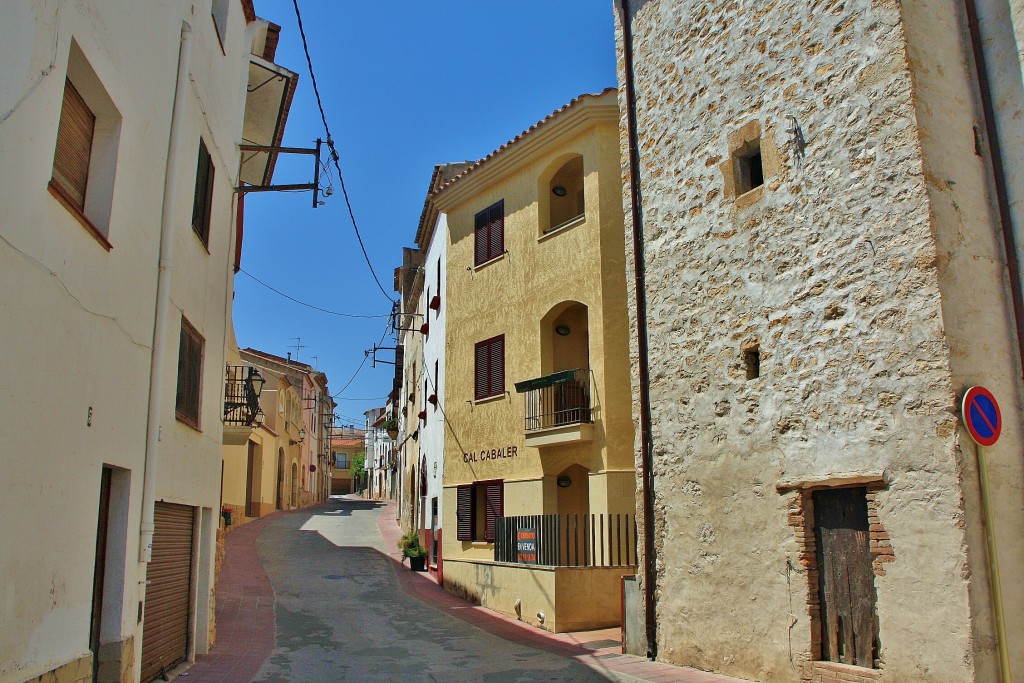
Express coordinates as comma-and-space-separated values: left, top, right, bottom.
962, 386, 1002, 447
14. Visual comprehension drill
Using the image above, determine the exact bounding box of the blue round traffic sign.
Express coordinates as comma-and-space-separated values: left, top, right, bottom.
962, 386, 1001, 447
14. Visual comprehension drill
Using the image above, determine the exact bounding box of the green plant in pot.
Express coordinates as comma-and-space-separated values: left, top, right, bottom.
382, 418, 398, 440
398, 532, 428, 571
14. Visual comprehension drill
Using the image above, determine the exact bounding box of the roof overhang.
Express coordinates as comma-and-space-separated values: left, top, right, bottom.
240, 55, 298, 187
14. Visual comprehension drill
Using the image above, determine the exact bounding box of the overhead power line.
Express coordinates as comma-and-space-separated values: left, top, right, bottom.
239, 268, 388, 318
291, 0, 396, 304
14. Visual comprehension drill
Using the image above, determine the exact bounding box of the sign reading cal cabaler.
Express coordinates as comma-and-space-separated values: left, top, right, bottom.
463, 445, 519, 463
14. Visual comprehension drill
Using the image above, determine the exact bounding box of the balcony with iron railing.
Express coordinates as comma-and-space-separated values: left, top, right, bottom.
514, 368, 594, 447
223, 365, 264, 445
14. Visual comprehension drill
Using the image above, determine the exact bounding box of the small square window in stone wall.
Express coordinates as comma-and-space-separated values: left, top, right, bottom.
720, 119, 783, 210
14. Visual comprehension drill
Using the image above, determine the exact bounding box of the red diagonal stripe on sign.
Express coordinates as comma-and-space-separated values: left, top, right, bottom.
971, 397, 997, 434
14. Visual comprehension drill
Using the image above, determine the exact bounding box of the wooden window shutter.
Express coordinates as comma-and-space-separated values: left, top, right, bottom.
484, 481, 503, 542
474, 210, 487, 266
490, 336, 504, 396
175, 318, 204, 426
488, 201, 504, 262
456, 485, 473, 541
192, 140, 214, 245
52, 79, 95, 209
474, 341, 489, 400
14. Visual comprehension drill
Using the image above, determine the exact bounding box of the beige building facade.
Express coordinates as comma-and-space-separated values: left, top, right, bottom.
435, 90, 637, 633
617, 1, 1024, 681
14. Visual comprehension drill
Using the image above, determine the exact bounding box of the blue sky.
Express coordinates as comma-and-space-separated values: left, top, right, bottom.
234, 2, 618, 428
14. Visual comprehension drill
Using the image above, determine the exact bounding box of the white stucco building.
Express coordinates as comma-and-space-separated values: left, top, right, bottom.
405, 162, 469, 576
0, 2, 295, 681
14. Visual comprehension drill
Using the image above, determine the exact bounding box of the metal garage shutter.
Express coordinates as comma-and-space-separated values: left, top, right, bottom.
140, 502, 194, 682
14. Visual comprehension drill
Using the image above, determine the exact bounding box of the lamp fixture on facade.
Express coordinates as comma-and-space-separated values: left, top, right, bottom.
249, 367, 265, 396
552, 186, 568, 197
557, 475, 572, 488
555, 325, 571, 336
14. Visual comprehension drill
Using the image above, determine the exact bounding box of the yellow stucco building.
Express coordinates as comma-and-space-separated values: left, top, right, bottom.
433, 89, 636, 633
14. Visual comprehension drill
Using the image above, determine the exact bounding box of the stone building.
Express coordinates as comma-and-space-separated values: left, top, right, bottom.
616, 1, 1024, 681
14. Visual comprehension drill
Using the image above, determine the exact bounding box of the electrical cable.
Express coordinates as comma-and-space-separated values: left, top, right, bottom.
291, 0, 396, 304
239, 268, 388, 318
331, 353, 368, 398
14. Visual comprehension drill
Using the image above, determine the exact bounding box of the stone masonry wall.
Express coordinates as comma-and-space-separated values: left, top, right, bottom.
617, 1, 978, 680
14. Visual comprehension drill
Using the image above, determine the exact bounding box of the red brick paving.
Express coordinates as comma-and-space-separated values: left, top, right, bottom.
184, 512, 281, 683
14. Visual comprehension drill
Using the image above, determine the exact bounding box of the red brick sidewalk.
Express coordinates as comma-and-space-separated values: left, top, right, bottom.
184, 513, 280, 682
376, 503, 748, 683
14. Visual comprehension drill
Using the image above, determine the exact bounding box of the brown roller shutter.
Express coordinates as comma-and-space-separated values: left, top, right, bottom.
484, 481, 503, 542
456, 485, 473, 541
52, 79, 94, 209
140, 502, 194, 682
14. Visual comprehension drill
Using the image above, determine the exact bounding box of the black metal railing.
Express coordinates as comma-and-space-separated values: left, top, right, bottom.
224, 365, 260, 426
516, 369, 592, 432
494, 513, 637, 568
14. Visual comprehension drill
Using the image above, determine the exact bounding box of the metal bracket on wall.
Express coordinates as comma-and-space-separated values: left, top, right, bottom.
236, 138, 323, 208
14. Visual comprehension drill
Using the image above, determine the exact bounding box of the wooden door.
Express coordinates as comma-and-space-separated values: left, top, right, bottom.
813, 487, 877, 668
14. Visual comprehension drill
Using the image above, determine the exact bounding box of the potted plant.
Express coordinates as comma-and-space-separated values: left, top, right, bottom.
382, 418, 398, 440
398, 532, 428, 572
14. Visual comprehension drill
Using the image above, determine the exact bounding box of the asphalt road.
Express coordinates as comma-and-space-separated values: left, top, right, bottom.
251, 497, 619, 683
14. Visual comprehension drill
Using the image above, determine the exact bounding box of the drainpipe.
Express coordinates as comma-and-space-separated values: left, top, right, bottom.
140, 21, 193, 563
963, 3, 1017, 680
618, 0, 658, 661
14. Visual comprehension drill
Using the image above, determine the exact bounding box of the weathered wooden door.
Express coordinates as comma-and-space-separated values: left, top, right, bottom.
813, 487, 877, 668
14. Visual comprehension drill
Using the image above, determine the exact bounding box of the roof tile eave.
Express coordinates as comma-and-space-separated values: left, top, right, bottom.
433, 87, 617, 197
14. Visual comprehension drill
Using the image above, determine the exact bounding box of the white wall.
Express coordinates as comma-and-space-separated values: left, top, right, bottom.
0, 1, 255, 679
421, 214, 449, 531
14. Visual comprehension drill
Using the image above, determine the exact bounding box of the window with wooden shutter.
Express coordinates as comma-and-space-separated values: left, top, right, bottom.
473, 200, 504, 266
175, 317, 204, 429
484, 481, 503, 542
456, 485, 473, 541
192, 140, 215, 247
51, 79, 95, 210
474, 335, 504, 400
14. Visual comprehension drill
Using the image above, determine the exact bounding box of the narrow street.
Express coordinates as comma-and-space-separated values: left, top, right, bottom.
187, 496, 739, 683
254, 497, 612, 682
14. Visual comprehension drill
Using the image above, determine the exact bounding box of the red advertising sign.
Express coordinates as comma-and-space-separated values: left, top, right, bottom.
516, 528, 538, 565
